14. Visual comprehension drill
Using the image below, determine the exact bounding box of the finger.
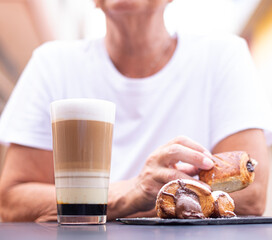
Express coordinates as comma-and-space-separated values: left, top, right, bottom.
154, 167, 211, 191
166, 136, 212, 158
174, 162, 200, 176
157, 144, 214, 170
153, 167, 195, 184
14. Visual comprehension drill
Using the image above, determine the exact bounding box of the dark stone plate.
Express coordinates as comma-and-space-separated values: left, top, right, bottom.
116, 217, 272, 225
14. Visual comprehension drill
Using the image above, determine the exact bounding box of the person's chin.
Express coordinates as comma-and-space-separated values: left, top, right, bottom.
104, 0, 147, 14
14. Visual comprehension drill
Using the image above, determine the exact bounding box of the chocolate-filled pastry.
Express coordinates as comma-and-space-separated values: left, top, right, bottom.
199, 151, 257, 193
156, 179, 214, 219
211, 191, 236, 218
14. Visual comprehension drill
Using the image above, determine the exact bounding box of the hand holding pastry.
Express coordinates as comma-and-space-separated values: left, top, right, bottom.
155, 151, 258, 219
133, 136, 214, 212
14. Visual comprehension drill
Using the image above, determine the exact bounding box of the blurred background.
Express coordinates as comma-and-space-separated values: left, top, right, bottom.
0, 0, 272, 215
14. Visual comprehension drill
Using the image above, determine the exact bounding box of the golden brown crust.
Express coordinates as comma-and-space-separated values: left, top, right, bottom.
156, 180, 178, 218
199, 151, 256, 193
156, 179, 214, 219
211, 191, 236, 218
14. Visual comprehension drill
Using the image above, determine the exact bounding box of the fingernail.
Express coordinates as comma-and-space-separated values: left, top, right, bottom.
203, 150, 213, 159
203, 157, 214, 169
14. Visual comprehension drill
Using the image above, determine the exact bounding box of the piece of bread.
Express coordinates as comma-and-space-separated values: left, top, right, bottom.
156, 179, 214, 219
199, 151, 257, 193
211, 191, 236, 218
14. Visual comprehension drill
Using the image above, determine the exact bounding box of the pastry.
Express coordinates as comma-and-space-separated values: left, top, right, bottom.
199, 151, 257, 193
155, 179, 236, 219
155, 179, 214, 219
211, 191, 236, 218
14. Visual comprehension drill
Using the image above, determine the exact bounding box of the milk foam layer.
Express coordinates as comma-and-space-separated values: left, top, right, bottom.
55, 171, 109, 204
56, 188, 108, 204
51, 98, 115, 124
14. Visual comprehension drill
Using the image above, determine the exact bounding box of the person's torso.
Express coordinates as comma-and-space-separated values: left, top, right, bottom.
40, 34, 219, 181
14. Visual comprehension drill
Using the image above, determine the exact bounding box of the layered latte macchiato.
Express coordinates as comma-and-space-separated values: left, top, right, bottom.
51, 99, 115, 224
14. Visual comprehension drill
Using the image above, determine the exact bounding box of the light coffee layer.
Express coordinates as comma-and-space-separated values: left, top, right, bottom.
51, 98, 115, 124
52, 120, 113, 172
56, 188, 108, 204
55, 171, 109, 177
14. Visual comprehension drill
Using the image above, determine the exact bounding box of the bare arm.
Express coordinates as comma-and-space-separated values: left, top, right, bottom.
0, 143, 140, 221
0, 136, 214, 222
1, 129, 266, 221
212, 129, 269, 216
109, 129, 270, 218
107, 136, 214, 220
0, 144, 56, 222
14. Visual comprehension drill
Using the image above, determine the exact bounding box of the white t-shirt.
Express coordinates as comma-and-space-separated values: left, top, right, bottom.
0, 33, 272, 182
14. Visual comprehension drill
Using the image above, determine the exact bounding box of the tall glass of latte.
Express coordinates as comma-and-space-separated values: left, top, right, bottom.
50, 98, 115, 225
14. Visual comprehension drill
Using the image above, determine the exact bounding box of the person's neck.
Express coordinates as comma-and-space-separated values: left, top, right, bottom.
104, 12, 177, 78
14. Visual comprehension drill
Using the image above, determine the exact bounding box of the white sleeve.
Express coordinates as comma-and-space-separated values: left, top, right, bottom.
0, 48, 53, 150
210, 37, 272, 149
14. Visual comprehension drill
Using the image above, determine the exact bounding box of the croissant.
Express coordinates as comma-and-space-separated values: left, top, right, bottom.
211, 191, 236, 218
155, 179, 236, 219
156, 179, 214, 219
199, 151, 257, 193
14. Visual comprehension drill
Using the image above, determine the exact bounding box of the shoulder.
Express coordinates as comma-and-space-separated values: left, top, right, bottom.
207, 34, 248, 54
183, 33, 246, 47
32, 38, 102, 61
178, 33, 248, 55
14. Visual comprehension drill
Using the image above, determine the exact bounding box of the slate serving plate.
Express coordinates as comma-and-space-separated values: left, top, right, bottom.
116, 216, 272, 225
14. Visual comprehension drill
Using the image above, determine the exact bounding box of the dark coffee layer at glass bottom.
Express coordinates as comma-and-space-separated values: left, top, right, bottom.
57, 204, 107, 216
